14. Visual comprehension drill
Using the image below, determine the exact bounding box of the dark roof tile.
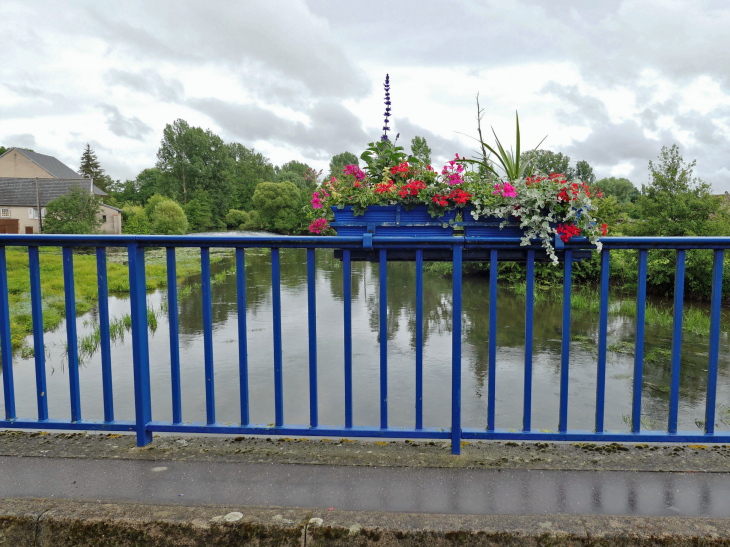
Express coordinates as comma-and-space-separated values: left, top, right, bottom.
0, 178, 106, 207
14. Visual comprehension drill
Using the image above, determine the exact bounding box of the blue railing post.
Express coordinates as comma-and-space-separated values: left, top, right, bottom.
379, 249, 388, 430
201, 247, 215, 425
705, 250, 723, 435
271, 248, 284, 427
0, 247, 15, 420
28, 246, 47, 421
343, 249, 352, 428
523, 250, 534, 432
415, 249, 424, 430
669, 250, 686, 434
559, 249, 572, 433
451, 244, 463, 454
96, 247, 114, 423
487, 249, 497, 431
595, 250, 610, 433
166, 247, 182, 424
306, 248, 318, 428
633, 250, 648, 433
128, 243, 152, 446
237, 248, 250, 426
62, 246, 81, 422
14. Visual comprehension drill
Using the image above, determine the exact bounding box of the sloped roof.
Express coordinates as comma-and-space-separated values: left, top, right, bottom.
0, 148, 81, 179
0, 178, 107, 207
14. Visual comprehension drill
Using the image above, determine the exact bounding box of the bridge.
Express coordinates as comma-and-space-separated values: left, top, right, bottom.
0, 233, 726, 454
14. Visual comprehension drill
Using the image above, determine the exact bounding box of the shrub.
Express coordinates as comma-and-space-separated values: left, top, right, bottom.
152, 200, 188, 235
225, 209, 250, 228
122, 205, 152, 235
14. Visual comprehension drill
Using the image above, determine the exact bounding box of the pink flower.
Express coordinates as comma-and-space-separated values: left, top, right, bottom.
493, 182, 517, 198
309, 218, 328, 234
343, 164, 365, 181
311, 191, 323, 209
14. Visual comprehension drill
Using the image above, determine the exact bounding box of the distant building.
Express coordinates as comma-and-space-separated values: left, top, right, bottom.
0, 148, 121, 234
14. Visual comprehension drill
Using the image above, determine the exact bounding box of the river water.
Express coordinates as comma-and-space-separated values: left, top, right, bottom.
3, 240, 730, 433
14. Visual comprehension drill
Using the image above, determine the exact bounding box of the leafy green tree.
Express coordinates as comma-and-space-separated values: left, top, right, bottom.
521, 150, 572, 178
594, 194, 620, 228
0, 146, 7, 156
79, 144, 113, 191
328, 152, 359, 179
43, 184, 102, 234
275, 160, 311, 179
152, 200, 188, 235
122, 206, 152, 234
410, 136, 432, 165
144, 193, 169, 219
252, 181, 302, 234
225, 209, 250, 228
574, 160, 596, 184
228, 143, 276, 212
155, 119, 234, 224
110, 168, 163, 206
183, 196, 213, 232
595, 177, 640, 204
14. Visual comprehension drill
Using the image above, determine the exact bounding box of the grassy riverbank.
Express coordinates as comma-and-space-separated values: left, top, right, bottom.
4, 247, 230, 354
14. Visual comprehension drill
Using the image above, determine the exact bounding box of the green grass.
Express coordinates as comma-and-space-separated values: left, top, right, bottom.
3, 247, 230, 354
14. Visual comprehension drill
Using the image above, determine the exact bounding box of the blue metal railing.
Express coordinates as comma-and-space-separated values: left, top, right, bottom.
0, 234, 729, 454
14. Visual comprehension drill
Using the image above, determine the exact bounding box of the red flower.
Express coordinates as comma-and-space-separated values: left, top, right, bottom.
556, 223, 581, 243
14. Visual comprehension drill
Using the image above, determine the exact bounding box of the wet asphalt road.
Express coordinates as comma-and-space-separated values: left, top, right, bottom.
1, 456, 729, 517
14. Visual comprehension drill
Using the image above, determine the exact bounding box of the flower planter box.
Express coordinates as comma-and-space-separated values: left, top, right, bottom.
461, 210, 524, 238
331, 205, 456, 237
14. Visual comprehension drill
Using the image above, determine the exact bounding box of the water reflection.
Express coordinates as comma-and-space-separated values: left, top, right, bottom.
1, 247, 729, 435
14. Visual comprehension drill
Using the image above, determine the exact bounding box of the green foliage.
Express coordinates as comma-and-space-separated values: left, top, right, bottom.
328, 152, 359, 178
78, 143, 113, 191
410, 136, 432, 165
122, 205, 152, 235
144, 193, 169, 219
108, 168, 161, 206
43, 184, 103, 234
155, 119, 233, 224
152, 200, 188, 235
519, 150, 595, 183
225, 209, 250, 228
574, 159, 596, 184
252, 181, 302, 234
0, 146, 7, 156
595, 177, 639, 204
594, 194, 621, 228
183, 197, 214, 233
276, 160, 311, 178
361, 137, 412, 184
467, 112, 545, 181
228, 143, 275, 211
242, 210, 263, 230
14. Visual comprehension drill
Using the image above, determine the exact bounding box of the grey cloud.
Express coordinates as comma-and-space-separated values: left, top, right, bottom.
390, 118, 468, 166
2, 133, 36, 149
98, 104, 153, 140
189, 98, 370, 160
104, 69, 184, 102
541, 83, 610, 126
87, 1, 369, 102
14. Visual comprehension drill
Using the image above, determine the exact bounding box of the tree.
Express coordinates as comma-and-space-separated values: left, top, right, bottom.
122, 205, 152, 234
155, 119, 234, 223
0, 146, 7, 156
595, 177, 640, 204
109, 168, 162, 206
521, 150, 572, 178
79, 144, 113, 191
252, 181, 302, 234
144, 193, 169, 219
410, 136, 432, 165
183, 196, 213, 232
574, 160, 595, 184
228, 143, 275, 212
43, 184, 103, 234
328, 152, 359, 179
225, 209, 250, 229
275, 160, 311, 178
152, 200, 188, 234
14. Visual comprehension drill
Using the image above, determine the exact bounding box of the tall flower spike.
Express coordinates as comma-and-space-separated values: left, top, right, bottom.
381, 74, 391, 141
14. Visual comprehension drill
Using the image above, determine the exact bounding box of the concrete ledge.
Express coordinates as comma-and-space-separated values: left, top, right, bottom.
2, 498, 730, 546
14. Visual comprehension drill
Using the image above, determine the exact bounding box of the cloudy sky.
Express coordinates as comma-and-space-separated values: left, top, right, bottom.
1, 0, 729, 191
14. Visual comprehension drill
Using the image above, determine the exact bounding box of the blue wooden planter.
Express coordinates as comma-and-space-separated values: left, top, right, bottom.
331, 205, 456, 237
461, 209, 524, 238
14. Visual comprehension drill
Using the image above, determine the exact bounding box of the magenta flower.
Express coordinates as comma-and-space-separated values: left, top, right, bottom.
309, 218, 328, 234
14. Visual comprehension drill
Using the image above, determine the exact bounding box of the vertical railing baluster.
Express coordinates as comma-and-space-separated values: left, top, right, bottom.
271, 248, 284, 427
669, 250, 686, 434
633, 250, 648, 433
0, 247, 16, 420
523, 250, 534, 432
166, 247, 182, 424
306, 248, 317, 428
236, 248, 249, 426
128, 243, 152, 446
487, 249, 497, 431
559, 250, 572, 433
201, 247, 215, 425
28, 246, 47, 420
705, 250, 723, 435
62, 246, 81, 422
451, 244, 463, 455
595, 249, 610, 433
96, 247, 114, 423
379, 249, 388, 429
415, 249, 424, 430
343, 249, 352, 428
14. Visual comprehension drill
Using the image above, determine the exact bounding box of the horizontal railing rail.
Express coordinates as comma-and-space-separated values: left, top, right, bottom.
0, 234, 729, 454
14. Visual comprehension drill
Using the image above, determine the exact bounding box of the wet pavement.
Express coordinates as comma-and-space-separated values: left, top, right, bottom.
2, 455, 730, 517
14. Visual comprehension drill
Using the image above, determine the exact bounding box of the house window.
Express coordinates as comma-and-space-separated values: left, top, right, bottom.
28, 208, 39, 219
102, 215, 107, 222
0, 209, 9, 218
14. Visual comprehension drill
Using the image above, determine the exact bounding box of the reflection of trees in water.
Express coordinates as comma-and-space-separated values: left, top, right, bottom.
363, 261, 454, 345
321, 251, 363, 302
